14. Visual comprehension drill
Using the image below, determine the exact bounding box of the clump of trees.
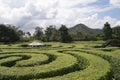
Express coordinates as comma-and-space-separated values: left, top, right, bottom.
0, 24, 21, 43
70, 31, 97, 41
102, 22, 120, 40
59, 25, 72, 43
103, 22, 112, 40
0, 24, 73, 43
0, 22, 120, 44
112, 25, 120, 39
33, 24, 98, 42
33, 25, 72, 43
0, 24, 32, 44
33, 27, 43, 40
45, 25, 60, 42
102, 22, 120, 47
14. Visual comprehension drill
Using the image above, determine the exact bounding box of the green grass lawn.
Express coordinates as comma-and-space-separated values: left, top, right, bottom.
0, 41, 119, 80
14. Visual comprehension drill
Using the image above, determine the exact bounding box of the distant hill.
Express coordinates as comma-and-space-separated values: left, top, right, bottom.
69, 24, 102, 35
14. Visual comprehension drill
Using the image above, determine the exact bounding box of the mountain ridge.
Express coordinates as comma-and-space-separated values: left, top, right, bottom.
69, 23, 102, 35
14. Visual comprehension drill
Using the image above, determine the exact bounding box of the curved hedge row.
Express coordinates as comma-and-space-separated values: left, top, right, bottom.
77, 48, 120, 80
0, 41, 119, 80
38, 50, 112, 80
0, 51, 86, 80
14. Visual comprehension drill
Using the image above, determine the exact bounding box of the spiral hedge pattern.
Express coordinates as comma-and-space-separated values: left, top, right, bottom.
0, 42, 120, 80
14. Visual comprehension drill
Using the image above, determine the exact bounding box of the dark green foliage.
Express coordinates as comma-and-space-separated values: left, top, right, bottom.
103, 22, 112, 40
0, 24, 20, 43
70, 33, 97, 41
45, 25, 54, 41
84, 35, 97, 41
69, 24, 99, 41
45, 25, 60, 42
112, 25, 120, 39
102, 39, 120, 48
69, 23, 102, 34
20, 44, 29, 47
1, 55, 30, 67
33, 27, 43, 40
59, 25, 73, 43
70, 30, 85, 41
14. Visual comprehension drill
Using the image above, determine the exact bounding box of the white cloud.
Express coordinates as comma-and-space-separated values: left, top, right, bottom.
75, 13, 119, 29
57, 0, 98, 8
110, 0, 120, 7
115, 21, 120, 26
0, 0, 119, 33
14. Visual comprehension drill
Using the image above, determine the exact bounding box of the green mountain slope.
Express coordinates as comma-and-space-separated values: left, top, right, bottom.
69, 24, 102, 35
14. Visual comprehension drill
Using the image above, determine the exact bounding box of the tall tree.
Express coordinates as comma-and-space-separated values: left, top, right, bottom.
59, 25, 72, 43
45, 25, 60, 42
45, 25, 55, 41
0, 24, 20, 43
7, 25, 25, 41
103, 22, 112, 40
50, 29, 60, 41
33, 27, 43, 40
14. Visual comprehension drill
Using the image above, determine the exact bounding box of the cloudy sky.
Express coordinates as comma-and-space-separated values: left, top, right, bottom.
0, 0, 120, 32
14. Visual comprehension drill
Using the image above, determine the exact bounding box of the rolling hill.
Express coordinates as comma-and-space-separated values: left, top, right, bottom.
69, 24, 102, 35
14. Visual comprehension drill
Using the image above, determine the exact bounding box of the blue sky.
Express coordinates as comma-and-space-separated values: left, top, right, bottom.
89, 0, 109, 7
98, 8, 120, 19
0, 0, 120, 33
87, 0, 120, 19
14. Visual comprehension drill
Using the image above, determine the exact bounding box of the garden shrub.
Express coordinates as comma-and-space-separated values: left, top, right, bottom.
102, 39, 120, 47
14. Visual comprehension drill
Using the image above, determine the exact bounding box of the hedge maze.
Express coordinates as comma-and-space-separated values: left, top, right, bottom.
0, 42, 119, 80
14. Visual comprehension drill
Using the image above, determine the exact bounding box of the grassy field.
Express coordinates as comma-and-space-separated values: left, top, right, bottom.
0, 41, 120, 80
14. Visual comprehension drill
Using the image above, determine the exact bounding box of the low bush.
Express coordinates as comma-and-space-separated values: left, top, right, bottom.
20, 44, 29, 47
102, 39, 120, 47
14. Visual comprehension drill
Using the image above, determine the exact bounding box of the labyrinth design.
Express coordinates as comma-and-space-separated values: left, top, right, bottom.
0, 42, 120, 80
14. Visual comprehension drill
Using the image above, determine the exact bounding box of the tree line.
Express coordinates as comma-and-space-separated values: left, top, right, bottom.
103, 22, 120, 40
0, 22, 120, 43
0, 24, 72, 43
33, 25, 72, 43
